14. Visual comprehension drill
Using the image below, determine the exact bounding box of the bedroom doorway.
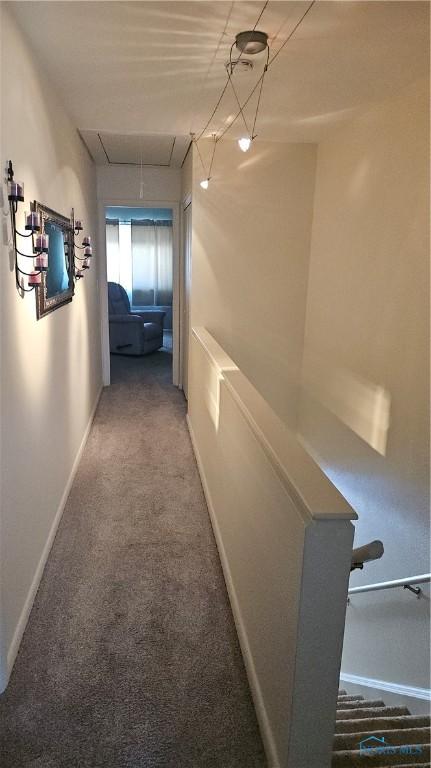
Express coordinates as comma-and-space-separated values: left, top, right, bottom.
100, 203, 180, 387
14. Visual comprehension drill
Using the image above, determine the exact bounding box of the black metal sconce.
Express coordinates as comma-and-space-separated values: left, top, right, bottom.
72, 213, 93, 279
7, 160, 94, 293
8, 160, 47, 292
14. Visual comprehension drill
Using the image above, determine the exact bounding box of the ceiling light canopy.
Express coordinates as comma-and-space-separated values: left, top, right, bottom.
235, 30, 268, 55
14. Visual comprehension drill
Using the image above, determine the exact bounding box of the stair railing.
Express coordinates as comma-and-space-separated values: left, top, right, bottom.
348, 572, 431, 599
349, 540, 430, 598
350, 539, 384, 571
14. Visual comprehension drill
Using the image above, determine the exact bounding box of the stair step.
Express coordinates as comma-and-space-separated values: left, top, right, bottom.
334, 727, 431, 751
337, 699, 386, 710
335, 716, 431, 734
336, 706, 411, 720
337, 695, 365, 702
332, 742, 430, 766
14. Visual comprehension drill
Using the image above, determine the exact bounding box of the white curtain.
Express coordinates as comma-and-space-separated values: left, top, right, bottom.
131, 220, 173, 306
106, 219, 133, 301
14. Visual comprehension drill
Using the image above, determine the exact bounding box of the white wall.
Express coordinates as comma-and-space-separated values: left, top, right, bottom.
191, 139, 317, 428
298, 78, 430, 702
0, 6, 102, 689
97, 164, 181, 204
188, 78, 429, 715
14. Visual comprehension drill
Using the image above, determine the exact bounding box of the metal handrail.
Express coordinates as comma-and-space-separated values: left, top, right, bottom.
348, 573, 431, 598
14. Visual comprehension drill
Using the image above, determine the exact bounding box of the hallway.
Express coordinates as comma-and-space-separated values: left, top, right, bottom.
0, 351, 265, 768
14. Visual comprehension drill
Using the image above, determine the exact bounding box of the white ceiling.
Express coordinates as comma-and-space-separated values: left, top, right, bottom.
10, 1, 429, 160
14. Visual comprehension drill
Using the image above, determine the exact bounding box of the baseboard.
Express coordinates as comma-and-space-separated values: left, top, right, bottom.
186, 414, 280, 768
340, 672, 431, 701
3, 384, 103, 692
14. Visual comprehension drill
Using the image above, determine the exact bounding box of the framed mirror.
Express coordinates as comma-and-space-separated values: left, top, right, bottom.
34, 202, 75, 319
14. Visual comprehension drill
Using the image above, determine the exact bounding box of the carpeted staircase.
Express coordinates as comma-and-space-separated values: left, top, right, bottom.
333, 690, 430, 767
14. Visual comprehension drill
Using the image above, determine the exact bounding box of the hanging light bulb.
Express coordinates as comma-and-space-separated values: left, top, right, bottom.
238, 137, 252, 153
200, 179, 209, 190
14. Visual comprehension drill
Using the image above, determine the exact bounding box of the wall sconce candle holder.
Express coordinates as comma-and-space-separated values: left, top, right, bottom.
72, 220, 93, 280
7, 162, 46, 293
7, 161, 95, 304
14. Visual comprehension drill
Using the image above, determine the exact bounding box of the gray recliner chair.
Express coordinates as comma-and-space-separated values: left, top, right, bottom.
108, 282, 165, 356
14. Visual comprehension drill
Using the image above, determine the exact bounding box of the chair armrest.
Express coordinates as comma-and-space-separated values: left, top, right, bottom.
131, 310, 166, 326
109, 314, 142, 324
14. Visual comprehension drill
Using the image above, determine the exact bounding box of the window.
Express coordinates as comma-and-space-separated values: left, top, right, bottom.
106, 210, 173, 325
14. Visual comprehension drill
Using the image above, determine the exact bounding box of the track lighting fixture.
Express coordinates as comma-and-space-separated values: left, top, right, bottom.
191, 1, 316, 186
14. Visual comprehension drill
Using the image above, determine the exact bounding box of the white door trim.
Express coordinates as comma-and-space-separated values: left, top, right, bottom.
179, 193, 192, 393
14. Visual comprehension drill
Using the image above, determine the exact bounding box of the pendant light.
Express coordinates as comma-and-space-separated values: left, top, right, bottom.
238, 137, 252, 152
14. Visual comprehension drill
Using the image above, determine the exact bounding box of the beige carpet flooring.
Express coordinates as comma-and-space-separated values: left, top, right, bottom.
0, 350, 266, 768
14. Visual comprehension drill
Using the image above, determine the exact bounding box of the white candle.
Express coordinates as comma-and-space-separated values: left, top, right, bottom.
82, 258, 90, 269
82, 235, 91, 246
35, 233, 49, 252
84, 246, 92, 257
75, 219, 83, 231
28, 270, 41, 286
35, 254, 48, 271
9, 181, 24, 200
75, 268, 84, 278
25, 211, 41, 231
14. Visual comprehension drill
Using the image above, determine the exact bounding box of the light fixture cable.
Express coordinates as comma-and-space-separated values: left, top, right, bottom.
227, 42, 252, 139
193, 135, 208, 178
216, 1, 316, 143
251, 44, 269, 139
189, 1, 235, 136
207, 132, 218, 179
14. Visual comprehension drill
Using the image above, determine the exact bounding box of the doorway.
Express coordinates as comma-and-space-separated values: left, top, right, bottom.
99, 202, 180, 387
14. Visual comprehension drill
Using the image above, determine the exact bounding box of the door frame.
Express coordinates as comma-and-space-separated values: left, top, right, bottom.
179, 193, 192, 395
98, 198, 180, 387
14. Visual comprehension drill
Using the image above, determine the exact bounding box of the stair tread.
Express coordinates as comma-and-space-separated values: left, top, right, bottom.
332, 743, 430, 766
338, 695, 365, 702
335, 716, 431, 734
334, 727, 431, 750
336, 706, 411, 720
333, 688, 429, 766
337, 699, 386, 709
